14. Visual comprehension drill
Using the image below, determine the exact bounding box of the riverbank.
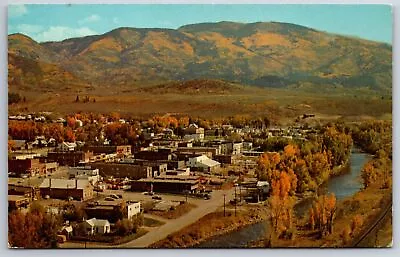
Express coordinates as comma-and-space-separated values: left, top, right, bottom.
149, 205, 269, 248
250, 186, 391, 248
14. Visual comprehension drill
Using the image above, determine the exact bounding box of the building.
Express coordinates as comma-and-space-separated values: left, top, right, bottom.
39, 178, 94, 201
165, 168, 191, 176
184, 124, 204, 141
47, 151, 93, 166
84, 145, 132, 156
68, 166, 101, 185
8, 195, 30, 211
59, 225, 73, 239
58, 142, 77, 152
90, 162, 152, 179
243, 142, 253, 150
187, 155, 221, 173
133, 159, 184, 171
214, 154, 236, 165
230, 142, 243, 155
8, 158, 45, 177
131, 175, 200, 194
177, 146, 221, 158
85, 200, 141, 222
134, 150, 172, 161
82, 218, 111, 235
8, 184, 40, 200
10, 140, 26, 151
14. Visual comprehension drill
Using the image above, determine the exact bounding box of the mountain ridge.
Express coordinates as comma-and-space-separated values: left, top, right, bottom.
8, 21, 392, 93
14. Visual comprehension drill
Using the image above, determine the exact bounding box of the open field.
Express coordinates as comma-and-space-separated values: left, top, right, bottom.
9, 86, 392, 124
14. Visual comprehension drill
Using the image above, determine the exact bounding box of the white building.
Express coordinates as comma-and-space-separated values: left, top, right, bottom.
83, 218, 110, 235
68, 167, 101, 185
58, 142, 76, 152
126, 201, 141, 219
188, 155, 220, 173
75, 119, 83, 127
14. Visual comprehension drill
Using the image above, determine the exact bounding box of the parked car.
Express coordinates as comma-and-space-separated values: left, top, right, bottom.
152, 195, 162, 200
109, 194, 119, 199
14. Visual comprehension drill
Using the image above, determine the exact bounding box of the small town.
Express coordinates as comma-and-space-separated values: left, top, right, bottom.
6, 4, 392, 251
7, 110, 392, 248
8, 111, 307, 248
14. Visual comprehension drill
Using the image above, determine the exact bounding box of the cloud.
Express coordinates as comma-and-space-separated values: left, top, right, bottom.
34, 26, 98, 42
16, 24, 44, 34
9, 5, 28, 18
78, 14, 101, 25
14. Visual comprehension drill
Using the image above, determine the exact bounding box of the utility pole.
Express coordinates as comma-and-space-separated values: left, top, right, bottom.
234, 184, 237, 216
223, 194, 226, 217
239, 183, 242, 201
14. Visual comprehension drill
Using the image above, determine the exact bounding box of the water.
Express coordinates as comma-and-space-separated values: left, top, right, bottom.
326, 149, 371, 200
196, 148, 371, 248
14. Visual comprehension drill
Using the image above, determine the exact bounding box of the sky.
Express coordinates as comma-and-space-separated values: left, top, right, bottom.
8, 4, 392, 44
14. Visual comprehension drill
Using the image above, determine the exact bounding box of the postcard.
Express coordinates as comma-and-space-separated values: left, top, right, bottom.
7, 4, 392, 249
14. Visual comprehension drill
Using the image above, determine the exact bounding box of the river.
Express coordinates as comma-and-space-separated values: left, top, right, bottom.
196, 148, 371, 248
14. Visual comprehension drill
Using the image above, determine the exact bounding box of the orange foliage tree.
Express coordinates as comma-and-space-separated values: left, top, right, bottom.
268, 171, 297, 239
8, 207, 61, 248
308, 193, 337, 236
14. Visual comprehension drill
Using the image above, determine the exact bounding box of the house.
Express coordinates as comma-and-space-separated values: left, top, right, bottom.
184, 123, 204, 141
58, 142, 77, 152
10, 140, 26, 151
83, 218, 111, 235
188, 155, 221, 173
75, 119, 83, 127
39, 178, 94, 201
47, 138, 57, 147
59, 225, 73, 239
162, 128, 174, 136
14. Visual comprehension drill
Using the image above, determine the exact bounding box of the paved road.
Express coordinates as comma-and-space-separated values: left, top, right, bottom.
62, 188, 236, 248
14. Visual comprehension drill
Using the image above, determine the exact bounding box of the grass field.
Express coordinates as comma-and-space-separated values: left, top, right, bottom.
9, 84, 392, 124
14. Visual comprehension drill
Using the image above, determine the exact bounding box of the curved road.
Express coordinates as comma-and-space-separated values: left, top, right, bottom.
62, 188, 235, 248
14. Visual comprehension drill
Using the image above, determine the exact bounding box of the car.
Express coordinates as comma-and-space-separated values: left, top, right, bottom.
109, 194, 119, 199
104, 197, 115, 201
152, 195, 162, 200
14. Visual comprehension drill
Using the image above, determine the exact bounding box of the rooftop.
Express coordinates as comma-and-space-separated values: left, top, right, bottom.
39, 179, 91, 189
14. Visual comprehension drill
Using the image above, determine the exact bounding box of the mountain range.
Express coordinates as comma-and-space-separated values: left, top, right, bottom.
8, 21, 392, 93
